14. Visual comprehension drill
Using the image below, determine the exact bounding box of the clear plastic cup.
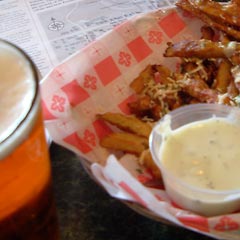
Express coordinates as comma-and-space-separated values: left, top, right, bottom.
149, 103, 240, 216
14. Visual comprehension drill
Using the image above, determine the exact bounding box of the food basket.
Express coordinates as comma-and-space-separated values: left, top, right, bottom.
41, 6, 240, 240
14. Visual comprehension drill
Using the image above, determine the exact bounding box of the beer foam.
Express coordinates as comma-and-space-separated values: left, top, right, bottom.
0, 41, 37, 158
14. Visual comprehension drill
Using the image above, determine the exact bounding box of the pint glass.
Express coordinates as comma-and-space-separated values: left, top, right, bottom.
0, 39, 59, 239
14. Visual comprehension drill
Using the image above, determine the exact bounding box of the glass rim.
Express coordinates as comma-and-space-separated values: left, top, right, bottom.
0, 39, 39, 156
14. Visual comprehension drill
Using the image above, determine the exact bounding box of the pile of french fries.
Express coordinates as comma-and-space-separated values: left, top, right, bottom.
97, 0, 240, 182
97, 112, 162, 179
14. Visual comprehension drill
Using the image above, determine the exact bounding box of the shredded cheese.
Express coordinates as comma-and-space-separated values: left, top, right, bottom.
142, 76, 182, 115
140, 58, 240, 120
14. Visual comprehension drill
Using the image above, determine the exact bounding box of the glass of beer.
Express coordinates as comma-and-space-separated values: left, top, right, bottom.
0, 39, 59, 239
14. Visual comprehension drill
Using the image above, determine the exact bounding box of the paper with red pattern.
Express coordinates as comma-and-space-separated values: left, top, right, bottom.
41, 7, 240, 240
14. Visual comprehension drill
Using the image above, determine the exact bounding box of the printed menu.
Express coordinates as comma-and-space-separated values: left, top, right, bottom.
0, 0, 175, 76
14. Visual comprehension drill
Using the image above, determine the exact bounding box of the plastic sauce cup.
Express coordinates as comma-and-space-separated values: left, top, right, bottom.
149, 103, 240, 216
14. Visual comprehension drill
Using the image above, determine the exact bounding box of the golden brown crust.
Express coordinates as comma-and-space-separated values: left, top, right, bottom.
182, 0, 240, 27
100, 132, 149, 155
164, 39, 240, 59
176, 0, 240, 41
97, 112, 152, 138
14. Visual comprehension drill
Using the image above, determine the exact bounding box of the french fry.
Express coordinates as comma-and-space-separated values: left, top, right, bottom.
230, 66, 240, 93
154, 64, 172, 84
128, 95, 164, 120
140, 150, 162, 180
176, 0, 240, 41
181, 78, 218, 103
200, 25, 215, 40
230, 52, 240, 65
130, 64, 173, 94
232, 0, 240, 6
100, 132, 148, 155
180, 0, 240, 28
227, 78, 239, 98
214, 59, 233, 93
97, 112, 152, 138
164, 39, 240, 59
130, 65, 154, 94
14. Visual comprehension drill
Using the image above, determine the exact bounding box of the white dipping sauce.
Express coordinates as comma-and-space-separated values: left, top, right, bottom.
161, 118, 240, 191
156, 116, 240, 216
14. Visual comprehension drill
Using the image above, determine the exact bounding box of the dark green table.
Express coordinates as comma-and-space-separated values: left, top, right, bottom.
50, 143, 214, 240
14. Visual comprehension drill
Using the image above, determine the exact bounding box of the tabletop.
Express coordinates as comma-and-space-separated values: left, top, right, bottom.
50, 143, 214, 240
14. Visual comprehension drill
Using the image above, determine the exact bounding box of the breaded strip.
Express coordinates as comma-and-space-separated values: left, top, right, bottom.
97, 112, 152, 138
100, 132, 148, 155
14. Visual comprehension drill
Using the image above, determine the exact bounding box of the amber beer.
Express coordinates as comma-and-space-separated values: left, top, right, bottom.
0, 40, 59, 239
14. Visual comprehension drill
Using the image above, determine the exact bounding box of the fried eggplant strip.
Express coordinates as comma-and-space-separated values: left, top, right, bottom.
164, 39, 240, 59
97, 112, 152, 138
100, 132, 148, 155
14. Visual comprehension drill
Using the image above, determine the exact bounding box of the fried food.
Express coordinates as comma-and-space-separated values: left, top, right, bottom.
181, 77, 218, 103
129, 64, 183, 119
227, 77, 240, 98
230, 66, 240, 93
97, 2, 240, 182
164, 40, 240, 60
128, 95, 163, 120
100, 132, 148, 155
179, 0, 240, 27
97, 112, 152, 138
139, 150, 162, 180
214, 59, 233, 93
176, 0, 240, 41
129, 65, 154, 94
200, 26, 215, 40
129, 64, 173, 94
98, 112, 162, 179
